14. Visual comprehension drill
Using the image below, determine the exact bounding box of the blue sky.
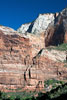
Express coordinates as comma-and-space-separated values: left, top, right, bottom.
0, 0, 67, 30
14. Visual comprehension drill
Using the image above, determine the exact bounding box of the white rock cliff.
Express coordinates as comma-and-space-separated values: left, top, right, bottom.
17, 13, 59, 34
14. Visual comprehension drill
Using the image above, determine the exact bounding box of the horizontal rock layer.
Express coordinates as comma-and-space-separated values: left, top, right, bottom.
0, 26, 67, 92
0, 8, 67, 92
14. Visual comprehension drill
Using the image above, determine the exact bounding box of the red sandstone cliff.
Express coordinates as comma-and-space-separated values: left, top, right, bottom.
0, 25, 67, 92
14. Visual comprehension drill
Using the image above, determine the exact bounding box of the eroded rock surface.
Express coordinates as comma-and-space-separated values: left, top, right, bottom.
17, 13, 57, 34
45, 8, 67, 46
0, 8, 67, 92
17, 8, 67, 46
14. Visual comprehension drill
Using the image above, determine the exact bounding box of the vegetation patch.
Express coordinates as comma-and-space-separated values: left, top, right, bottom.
64, 64, 67, 67
44, 79, 65, 91
47, 43, 67, 51
0, 83, 67, 100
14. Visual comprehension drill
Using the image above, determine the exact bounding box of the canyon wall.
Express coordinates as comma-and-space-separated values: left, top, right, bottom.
0, 8, 67, 92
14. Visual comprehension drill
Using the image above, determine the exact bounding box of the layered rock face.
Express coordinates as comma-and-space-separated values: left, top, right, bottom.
0, 26, 46, 91
0, 8, 67, 92
0, 26, 32, 91
0, 26, 67, 92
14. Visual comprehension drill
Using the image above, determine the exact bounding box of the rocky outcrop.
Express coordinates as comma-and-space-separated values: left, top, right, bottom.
0, 8, 67, 92
45, 8, 67, 46
17, 23, 31, 34
24, 48, 67, 90
17, 13, 58, 34
17, 8, 67, 46
0, 26, 32, 91
0, 26, 67, 92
